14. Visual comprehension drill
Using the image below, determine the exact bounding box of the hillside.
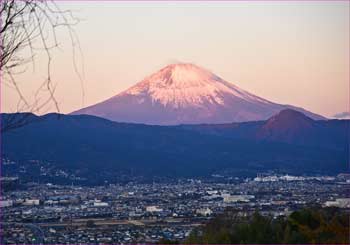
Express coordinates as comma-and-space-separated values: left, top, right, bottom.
1, 111, 348, 183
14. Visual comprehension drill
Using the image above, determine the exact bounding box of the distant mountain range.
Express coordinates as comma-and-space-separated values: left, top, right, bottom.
72, 63, 325, 125
2, 110, 348, 182
180, 109, 348, 150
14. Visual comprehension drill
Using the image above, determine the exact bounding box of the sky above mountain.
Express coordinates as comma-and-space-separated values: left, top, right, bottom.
2, 1, 349, 118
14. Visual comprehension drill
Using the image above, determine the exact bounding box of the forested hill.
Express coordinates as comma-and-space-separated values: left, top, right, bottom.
2, 111, 348, 181
182, 207, 349, 244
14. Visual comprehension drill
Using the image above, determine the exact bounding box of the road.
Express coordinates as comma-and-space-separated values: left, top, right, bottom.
38, 217, 205, 228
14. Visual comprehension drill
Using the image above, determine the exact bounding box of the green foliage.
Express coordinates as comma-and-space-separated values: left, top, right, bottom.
185, 207, 349, 244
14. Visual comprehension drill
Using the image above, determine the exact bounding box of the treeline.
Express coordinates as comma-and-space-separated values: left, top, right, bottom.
159, 207, 349, 244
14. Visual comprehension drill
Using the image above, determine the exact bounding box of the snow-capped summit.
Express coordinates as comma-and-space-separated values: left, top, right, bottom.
124, 63, 271, 109
72, 63, 324, 125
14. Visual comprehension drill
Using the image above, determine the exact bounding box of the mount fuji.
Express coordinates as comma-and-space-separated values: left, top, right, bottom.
72, 63, 324, 125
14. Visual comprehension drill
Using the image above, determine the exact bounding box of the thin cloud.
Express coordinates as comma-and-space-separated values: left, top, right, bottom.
333, 111, 350, 119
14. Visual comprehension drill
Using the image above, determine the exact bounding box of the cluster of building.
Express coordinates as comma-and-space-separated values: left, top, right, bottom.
1, 173, 349, 244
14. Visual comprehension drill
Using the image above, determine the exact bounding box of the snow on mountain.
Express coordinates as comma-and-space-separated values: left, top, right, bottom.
72, 63, 325, 125
124, 63, 270, 108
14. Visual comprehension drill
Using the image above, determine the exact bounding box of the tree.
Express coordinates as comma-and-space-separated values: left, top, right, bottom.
0, 0, 83, 132
185, 207, 349, 244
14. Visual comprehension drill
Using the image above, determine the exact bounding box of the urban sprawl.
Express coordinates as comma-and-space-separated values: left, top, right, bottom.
1, 173, 350, 244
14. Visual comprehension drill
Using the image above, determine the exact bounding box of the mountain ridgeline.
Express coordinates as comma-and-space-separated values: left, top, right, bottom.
2, 110, 348, 182
72, 63, 324, 125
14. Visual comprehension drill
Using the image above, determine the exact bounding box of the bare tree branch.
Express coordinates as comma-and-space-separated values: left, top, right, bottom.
0, 0, 84, 132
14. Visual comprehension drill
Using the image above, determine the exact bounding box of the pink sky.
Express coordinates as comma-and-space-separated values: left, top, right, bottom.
1, 1, 349, 118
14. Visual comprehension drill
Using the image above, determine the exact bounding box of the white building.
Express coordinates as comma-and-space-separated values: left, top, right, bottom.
93, 200, 109, 207
23, 199, 40, 206
222, 194, 254, 203
254, 175, 278, 182
0, 200, 13, 207
146, 205, 163, 212
196, 207, 213, 216
207, 190, 218, 195
324, 198, 350, 208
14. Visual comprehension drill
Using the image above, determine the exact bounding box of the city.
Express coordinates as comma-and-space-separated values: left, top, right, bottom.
1, 1, 349, 244
2, 173, 349, 244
